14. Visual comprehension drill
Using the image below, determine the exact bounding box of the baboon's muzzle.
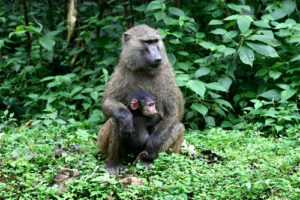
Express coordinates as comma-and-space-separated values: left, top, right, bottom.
147, 45, 162, 68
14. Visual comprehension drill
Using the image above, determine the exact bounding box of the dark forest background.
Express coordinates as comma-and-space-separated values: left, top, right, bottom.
1, 0, 300, 135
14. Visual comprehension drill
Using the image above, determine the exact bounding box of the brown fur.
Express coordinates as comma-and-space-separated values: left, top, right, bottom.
97, 24, 185, 173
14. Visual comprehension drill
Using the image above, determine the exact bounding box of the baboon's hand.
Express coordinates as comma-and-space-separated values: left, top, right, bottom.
140, 151, 157, 161
120, 120, 134, 136
136, 151, 148, 160
116, 108, 134, 135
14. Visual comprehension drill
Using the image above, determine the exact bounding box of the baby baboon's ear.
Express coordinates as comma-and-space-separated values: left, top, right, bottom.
131, 99, 139, 110
123, 33, 131, 43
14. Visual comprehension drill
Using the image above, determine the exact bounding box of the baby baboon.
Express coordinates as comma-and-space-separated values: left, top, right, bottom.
97, 24, 185, 175
123, 90, 162, 155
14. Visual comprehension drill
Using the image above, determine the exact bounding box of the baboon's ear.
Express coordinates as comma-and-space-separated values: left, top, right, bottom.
123, 33, 131, 43
131, 99, 139, 110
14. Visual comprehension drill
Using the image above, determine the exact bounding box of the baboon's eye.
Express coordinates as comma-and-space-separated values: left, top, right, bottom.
144, 39, 159, 44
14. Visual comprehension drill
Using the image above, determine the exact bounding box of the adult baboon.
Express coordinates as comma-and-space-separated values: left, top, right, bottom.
97, 24, 185, 175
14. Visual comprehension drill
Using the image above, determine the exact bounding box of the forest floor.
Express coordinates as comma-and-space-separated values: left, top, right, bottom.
0, 123, 299, 199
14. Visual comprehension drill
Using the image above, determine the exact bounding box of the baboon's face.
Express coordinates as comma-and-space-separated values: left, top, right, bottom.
140, 39, 162, 69
121, 25, 166, 72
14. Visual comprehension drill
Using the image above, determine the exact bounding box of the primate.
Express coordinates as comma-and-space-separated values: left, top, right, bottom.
123, 90, 162, 155
97, 24, 185, 175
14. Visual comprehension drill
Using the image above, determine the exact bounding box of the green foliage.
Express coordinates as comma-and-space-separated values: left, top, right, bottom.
1, 124, 299, 199
242, 100, 300, 136
0, 0, 300, 134
1, 1, 300, 198
132, 0, 300, 131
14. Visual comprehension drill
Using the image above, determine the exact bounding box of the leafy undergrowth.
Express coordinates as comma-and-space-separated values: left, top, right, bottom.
0, 123, 299, 200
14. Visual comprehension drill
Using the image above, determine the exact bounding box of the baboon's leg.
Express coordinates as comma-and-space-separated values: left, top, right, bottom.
158, 122, 185, 153
97, 118, 124, 175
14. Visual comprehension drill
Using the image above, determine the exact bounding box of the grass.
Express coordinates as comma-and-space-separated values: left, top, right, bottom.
0, 122, 299, 200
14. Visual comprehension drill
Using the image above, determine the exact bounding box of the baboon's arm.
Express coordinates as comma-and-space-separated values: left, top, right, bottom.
143, 94, 183, 159
102, 98, 128, 118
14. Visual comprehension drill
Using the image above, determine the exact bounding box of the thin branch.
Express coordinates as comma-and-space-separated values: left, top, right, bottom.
129, 0, 134, 26
122, 0, 131, 29
47, 0, 55, 30
97, 0, 105, 40
22, 0, 31, 59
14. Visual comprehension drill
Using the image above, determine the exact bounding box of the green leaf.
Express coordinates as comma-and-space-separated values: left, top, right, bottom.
247, 35, 279, 47
257, 30, 274, 38
0, 40, 4, 49
271, 8, 287, 20
246, 182, 252, 190
203, 2, 217, 12
191, 103, 208, 116
73, 94, 86, 100
224, 14, 239, 21
90, 91, 99, 102
222, 31, 238, 42
28, 94, 39, 99
269, 71, 281, 80
27, 26, 41, 35
221, 121, 233, 128
199, 41, 217, 51
282, 0, 296, 16
288, 36, 300, 44
265, 118, 275, 125
39, 35, 55, 51
187, 80, 206, 98
210, 28, 226, 35
254, 100, 263, 110
134, 4, 147, 12
0, 17, 6, 23
277, 29, 290, 37
218, 77, 232, 90
281, 89, 296, 101
71, 86, 83, 96
255, 68, 268, 77
41, 76, 55, 82
170, 39, 180, 44
274, 23, 288, 29
168, 7, 185, 16
177, 51, 189, 56
146, 1, 162, 11
177, 62, 192, 71
218, 47, 236, 57
154, 11, 166, 21
47, 81, 61, 88
246, 42, 279, 57
253, 20, 271, 28
195, 67, 210, 78
275, 125, 284, 132
16, 25, 26, 31
258, 89, 281, 101
290, 55, 300, 62
276, 84, 290, 90
227, 4, 251, 12
205, 116, 215, 127
208, 19, 223, 25
83, 102, 91, 110
237, 15, 253, 33
215, 99, 234, 110
239, 46, 254, 66
168, 53, 176, 65
205, 82, 227, 92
